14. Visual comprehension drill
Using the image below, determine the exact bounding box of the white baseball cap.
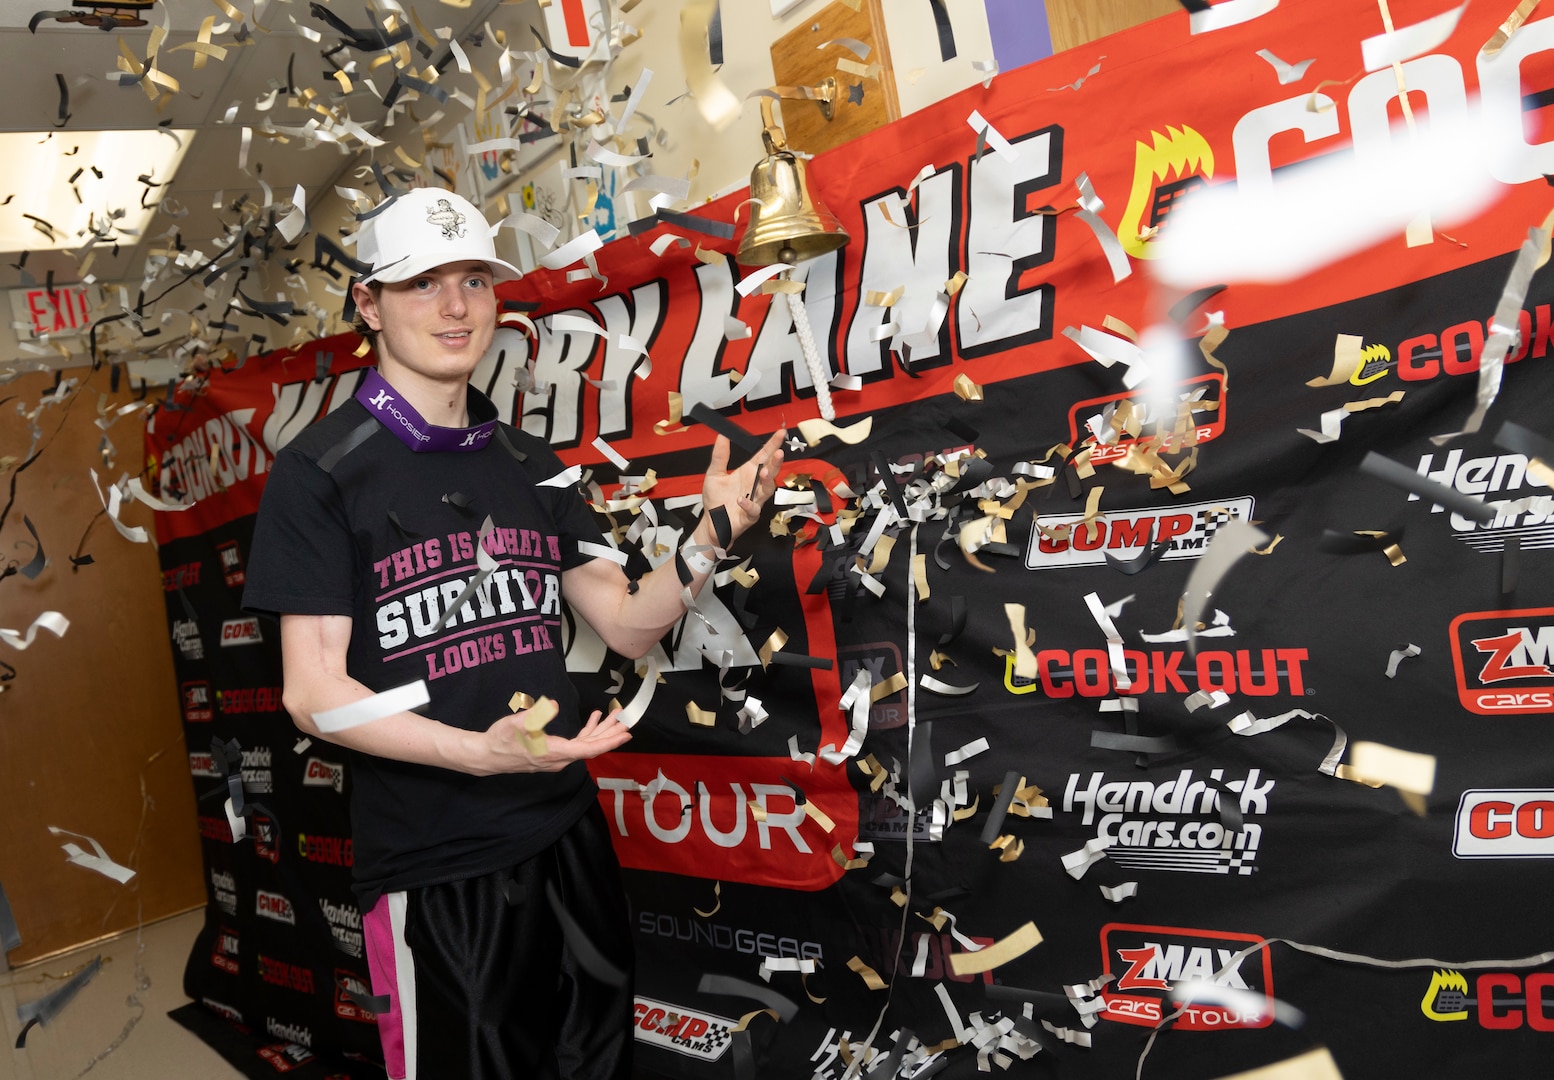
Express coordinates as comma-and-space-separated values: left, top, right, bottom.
356, 188, 522, 285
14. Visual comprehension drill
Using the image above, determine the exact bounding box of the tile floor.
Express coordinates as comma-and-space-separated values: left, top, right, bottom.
1, 908, 242, 1080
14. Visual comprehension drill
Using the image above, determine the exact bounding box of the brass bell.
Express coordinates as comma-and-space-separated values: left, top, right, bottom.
736, 96, 850, 267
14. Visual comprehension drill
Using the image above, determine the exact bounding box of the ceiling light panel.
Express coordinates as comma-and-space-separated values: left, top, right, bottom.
0, 128, 194, 254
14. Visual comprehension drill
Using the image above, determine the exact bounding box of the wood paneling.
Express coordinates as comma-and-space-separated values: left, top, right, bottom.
0, 368, 204, 966
1044, 0, 1182, 55
769, 0, 901, 157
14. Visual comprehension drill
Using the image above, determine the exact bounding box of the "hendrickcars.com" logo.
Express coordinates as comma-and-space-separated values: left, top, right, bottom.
1099, 923, 1275, 1030
1449, 607, 1554, 715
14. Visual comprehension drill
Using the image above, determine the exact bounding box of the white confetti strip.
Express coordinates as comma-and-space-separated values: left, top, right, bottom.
617, 658, 660, 729
313, 680, 430, 734
0, 611, 69, 651
943, 737, 990, 767
966, 110, 1018, 161
48, 826, 135, 883
1361, 3, 1467, 71
538, 464, 584, 489
1386, 644, 1422, 678
1061, 836, 1113, 879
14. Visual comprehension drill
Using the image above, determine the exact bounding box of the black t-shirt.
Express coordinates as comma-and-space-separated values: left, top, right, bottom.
243, 383, 608, 908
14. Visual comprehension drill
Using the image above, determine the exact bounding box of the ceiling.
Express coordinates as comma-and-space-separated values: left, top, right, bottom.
0, 0, 525, 355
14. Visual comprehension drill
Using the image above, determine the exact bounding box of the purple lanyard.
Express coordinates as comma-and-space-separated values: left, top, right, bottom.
354, 369, 496, 453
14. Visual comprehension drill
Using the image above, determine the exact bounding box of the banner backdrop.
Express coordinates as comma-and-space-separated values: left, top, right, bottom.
153, 2, 1554, 1076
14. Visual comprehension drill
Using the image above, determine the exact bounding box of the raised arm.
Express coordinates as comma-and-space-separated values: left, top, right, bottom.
279, 612, 631, 775
562, 428, 785, 658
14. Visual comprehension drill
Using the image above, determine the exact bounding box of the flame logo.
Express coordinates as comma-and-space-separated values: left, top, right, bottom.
1117, 126, 1215, 260
1421, 969, 1470, 1021
1349, 343, 1392, 386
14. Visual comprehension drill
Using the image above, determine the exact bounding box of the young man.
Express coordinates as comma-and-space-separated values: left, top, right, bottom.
242, 187, 784, 1080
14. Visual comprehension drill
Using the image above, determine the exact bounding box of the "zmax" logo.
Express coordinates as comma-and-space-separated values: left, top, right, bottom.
1449, 607, 1554, 715
1099, 923, 1275, 1030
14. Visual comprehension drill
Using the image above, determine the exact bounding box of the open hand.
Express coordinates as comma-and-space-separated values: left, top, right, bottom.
702, 428, 786, 541
477, 707, 632, 774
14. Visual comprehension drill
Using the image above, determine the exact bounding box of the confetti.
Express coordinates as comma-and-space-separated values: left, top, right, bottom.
0, 611, 69, 651
1362, 3, 1467, 71
313, 680, 430, 734
948, 922, 1042, 976
48, 826, 135, 883
1256, 48, 1314, 84
1385, 644, 1422, 678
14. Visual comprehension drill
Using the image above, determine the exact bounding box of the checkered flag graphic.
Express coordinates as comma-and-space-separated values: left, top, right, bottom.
1196, 506, 1242, 543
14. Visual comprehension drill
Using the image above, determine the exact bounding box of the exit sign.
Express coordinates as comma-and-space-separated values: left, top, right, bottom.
9, 285, 95, 338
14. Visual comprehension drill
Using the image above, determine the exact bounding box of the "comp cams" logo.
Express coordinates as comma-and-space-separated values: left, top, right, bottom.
1454, 790, 1554, 859
632, 997, 735, 1061
1025, 498, 1253, 570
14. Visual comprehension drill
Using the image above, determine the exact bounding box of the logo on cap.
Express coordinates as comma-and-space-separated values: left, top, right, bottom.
427, 199, 467, 240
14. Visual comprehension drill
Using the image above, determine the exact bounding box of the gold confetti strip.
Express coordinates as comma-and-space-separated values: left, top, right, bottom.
848, 955, 888, 990
864, 533, 896, 574
1356, 530, 1407, 566
1199, 316, 1230, 381
758, 628, 789, 669
1101, 314, 1139, 342
1072, 446, 1096, 479
760, 279, 805, 295
952, 794, 980, 821
1346, 390, 1406, 414
858, 754, 888, 792
1344, 739, 1436, 814
999, 838, 1025, 862
953, 373, 984, 401
944, 270, 968, 296
654, 392, 687, 435
1209, 1046, 1345, 1080
836, 57, 881, 79
733, 1008, 780, 1031
1334, 764, 1386, 788
890, 885, 908, 907
869, 672, 908, 703
1529, 457, 1554, 486
864, 286, 904, 307
1008, 783, 1049, 816
831, 843, 870, 870
1252, 534, 1284, 556
518, 696, 556, 757
694, 881, 722, 917
803, 971, 826, 1004
1004, 604, 1037, 679
687, 701, 718, 727
508, 691, 535, 712
804, 799, 836, 833
1308, 334, 1364, 387
947, 922, 1042, 976
747, 800, 768, 822
912, 553, 930, 600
